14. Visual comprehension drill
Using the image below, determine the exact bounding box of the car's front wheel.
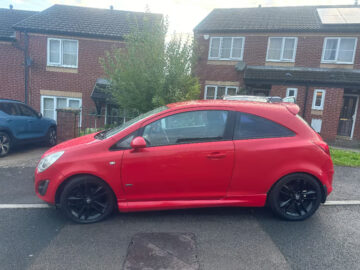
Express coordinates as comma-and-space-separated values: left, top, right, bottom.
0, 131, 11, 157
268, 173, 322, 221
47, 127, 57, 146
60, 176, 116, 224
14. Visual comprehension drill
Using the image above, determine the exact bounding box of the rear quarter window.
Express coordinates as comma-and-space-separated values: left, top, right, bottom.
0, 103, 18, 116
234, 112, 295, 140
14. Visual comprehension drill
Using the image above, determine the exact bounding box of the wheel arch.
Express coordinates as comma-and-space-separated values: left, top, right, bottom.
54, 173, 117, 207
266, 172, 327, 205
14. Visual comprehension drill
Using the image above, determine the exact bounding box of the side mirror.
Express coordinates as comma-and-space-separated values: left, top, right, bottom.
38, 112, 42, 118
130, 136, 147, 150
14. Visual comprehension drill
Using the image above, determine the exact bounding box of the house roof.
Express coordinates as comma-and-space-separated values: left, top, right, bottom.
244, 65, 360, 87
0, 8, 38, 41
194, 5, 360, 33
13, 4, 162, 40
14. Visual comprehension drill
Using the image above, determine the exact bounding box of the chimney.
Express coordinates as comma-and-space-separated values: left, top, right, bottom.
258, 4, 262, 8
9, 4, 13, 10
110, 5, 114, 10
355, 0, 358, 5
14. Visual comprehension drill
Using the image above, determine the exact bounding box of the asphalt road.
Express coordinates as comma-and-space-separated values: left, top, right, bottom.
0, 146, 360, 270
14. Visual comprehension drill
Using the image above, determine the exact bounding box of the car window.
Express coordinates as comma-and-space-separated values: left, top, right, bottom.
112, 131, 138, 150
234, 112, 295, 140
17, 104, 37, 117
142, 110, 229, 147
0, 102, 19, 116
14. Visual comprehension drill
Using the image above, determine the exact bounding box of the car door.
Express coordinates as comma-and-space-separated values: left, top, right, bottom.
121, 109, 235, 201
16, 104, 44, 139
0, 102, 28, 140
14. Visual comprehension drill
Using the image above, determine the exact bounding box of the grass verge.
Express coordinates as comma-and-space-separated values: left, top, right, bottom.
330, 148, 360, 167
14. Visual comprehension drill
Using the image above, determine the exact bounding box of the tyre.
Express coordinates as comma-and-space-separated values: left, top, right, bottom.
0, 131, 11, 157
47, 127, 57, 146
60, 176, 116, 224
268, 173, 322, 221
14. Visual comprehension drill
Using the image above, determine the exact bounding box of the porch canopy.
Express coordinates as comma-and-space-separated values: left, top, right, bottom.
243, 65, 360, 88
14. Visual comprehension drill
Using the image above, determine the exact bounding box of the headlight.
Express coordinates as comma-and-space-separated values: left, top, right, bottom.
37, 151, 64, 173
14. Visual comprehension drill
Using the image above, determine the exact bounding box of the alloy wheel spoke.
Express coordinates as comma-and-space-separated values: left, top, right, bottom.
77, 206, 86, 219
280, 199, 292, 208
299, 201, 308, 213
295, 203, 303, 216
91, 202, 105, 214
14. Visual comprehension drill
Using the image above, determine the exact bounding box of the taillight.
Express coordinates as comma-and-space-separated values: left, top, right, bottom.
313, 141, 330, 156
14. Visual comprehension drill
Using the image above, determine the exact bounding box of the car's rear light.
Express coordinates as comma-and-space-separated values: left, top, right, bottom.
313, 141, 330, 156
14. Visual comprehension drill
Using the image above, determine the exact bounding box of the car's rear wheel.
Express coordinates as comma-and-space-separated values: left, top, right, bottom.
268, 173, 322, 221
0, 132, 11, 157
60, 176, 115, 224
47, 127, 57, 146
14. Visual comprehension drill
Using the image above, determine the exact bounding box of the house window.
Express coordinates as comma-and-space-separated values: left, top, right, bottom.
204, 85, 239, 100
312, 89, 326, 110
208, 37, 245, 60
266, 37, 297, 62
322, 37, 357, 64
47, 38, 79, 68
41, 96, 82, 125
286, 88, 298, 99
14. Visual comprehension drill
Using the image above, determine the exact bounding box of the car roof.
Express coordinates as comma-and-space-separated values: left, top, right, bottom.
167, 99, 298, 114
0, 99, 23, 104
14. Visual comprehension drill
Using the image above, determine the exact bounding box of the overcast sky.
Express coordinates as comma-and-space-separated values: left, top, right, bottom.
1, 0, 357, 33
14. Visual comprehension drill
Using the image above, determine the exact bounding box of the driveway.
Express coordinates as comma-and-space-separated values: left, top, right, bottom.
0, 144, 48, 168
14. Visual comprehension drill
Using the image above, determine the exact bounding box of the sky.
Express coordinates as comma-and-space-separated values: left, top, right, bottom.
0, 0, 357, 34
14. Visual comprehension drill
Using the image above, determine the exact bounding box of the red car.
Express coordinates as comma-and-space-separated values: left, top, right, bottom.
34, 100, 333, 223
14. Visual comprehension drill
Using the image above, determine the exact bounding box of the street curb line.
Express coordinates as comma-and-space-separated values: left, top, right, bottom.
0, 204, 51, 209
324, 200, 360, 205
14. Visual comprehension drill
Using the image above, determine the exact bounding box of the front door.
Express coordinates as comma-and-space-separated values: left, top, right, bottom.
337, 96, 358, 137
121, 109, 235, 201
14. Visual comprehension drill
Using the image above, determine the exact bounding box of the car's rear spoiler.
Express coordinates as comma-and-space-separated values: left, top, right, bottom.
284, 103, 300, 115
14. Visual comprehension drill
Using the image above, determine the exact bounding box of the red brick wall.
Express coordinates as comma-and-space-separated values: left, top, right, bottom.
353, 98, 360, 140
0, 40, 25, 101
27, 34, 124, 115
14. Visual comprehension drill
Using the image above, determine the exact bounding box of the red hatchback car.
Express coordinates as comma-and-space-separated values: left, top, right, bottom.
34, 100, 333, 223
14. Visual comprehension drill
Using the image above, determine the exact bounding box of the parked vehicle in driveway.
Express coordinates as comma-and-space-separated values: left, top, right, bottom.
34, 100, 334, 223
0, 99, 57, 157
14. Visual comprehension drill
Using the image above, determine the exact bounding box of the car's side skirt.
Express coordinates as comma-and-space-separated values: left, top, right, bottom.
117, 195, 267, 212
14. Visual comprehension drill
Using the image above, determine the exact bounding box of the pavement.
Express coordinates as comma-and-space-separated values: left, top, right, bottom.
0, 146, 360, 270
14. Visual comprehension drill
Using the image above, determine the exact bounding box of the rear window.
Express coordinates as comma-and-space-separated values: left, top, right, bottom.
0, 102, 18, 115
234, 112, 295, 140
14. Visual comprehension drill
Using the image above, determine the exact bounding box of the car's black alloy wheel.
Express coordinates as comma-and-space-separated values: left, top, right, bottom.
48, 127, 57, 146
60, 176, 115, 224
0, 132, 11, 157
268, 173, 322, 221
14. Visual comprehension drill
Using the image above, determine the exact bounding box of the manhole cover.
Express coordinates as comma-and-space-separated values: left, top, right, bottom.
123, 232, 199, 270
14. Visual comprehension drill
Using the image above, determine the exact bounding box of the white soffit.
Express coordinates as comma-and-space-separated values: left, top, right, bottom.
317, 8, 360, 24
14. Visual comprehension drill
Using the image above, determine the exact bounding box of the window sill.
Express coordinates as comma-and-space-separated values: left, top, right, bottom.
320, 63, 354, 69
207, 60, 240, 65
311, 109, 323, 116
265, 61, 295, 67
46, 66, 78, 73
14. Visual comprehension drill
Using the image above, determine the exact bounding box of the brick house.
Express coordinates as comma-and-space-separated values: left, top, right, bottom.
0, 5, 160, 127
194, 5, 360, 144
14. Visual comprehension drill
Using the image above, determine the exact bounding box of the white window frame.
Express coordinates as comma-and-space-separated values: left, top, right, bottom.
41, 95, 82, 126
286, 88, 298, 99
266, 37, 298, 62
47, 38, 79, 68
204, 85, 239, 100
208, 37, 245, 60
312, 89, 326, 110
321, 37, 357, 64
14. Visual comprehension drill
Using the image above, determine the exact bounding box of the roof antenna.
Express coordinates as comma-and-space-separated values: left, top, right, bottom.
110, 5, 114, 10
9, 4, 13, 10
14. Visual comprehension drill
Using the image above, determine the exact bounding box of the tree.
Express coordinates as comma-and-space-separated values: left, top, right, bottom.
100, 14, 200, 114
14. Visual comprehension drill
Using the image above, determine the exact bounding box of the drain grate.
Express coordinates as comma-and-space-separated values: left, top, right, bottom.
123, 232, 199, 270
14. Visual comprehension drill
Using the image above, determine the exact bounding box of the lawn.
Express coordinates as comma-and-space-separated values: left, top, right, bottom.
330, 148, 360, 167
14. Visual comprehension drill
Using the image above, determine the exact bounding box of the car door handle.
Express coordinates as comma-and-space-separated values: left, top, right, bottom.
207, 152, 226, 159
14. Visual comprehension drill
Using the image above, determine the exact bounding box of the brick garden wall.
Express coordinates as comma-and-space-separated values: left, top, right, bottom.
56, 109, 80, 143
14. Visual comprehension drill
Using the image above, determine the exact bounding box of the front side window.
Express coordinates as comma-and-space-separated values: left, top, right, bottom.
142, 110, 229, 147
234, 112, 295, 140
0, 103, 19, 116
204, 85, 238, 100
322, 37, 357, 64
267, 37, 297, 62
47, 38, 78, 68
41, 96, 82, 123
17, 104, 37, 117
209, 37, 245, 60
312, 89, 326, 110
